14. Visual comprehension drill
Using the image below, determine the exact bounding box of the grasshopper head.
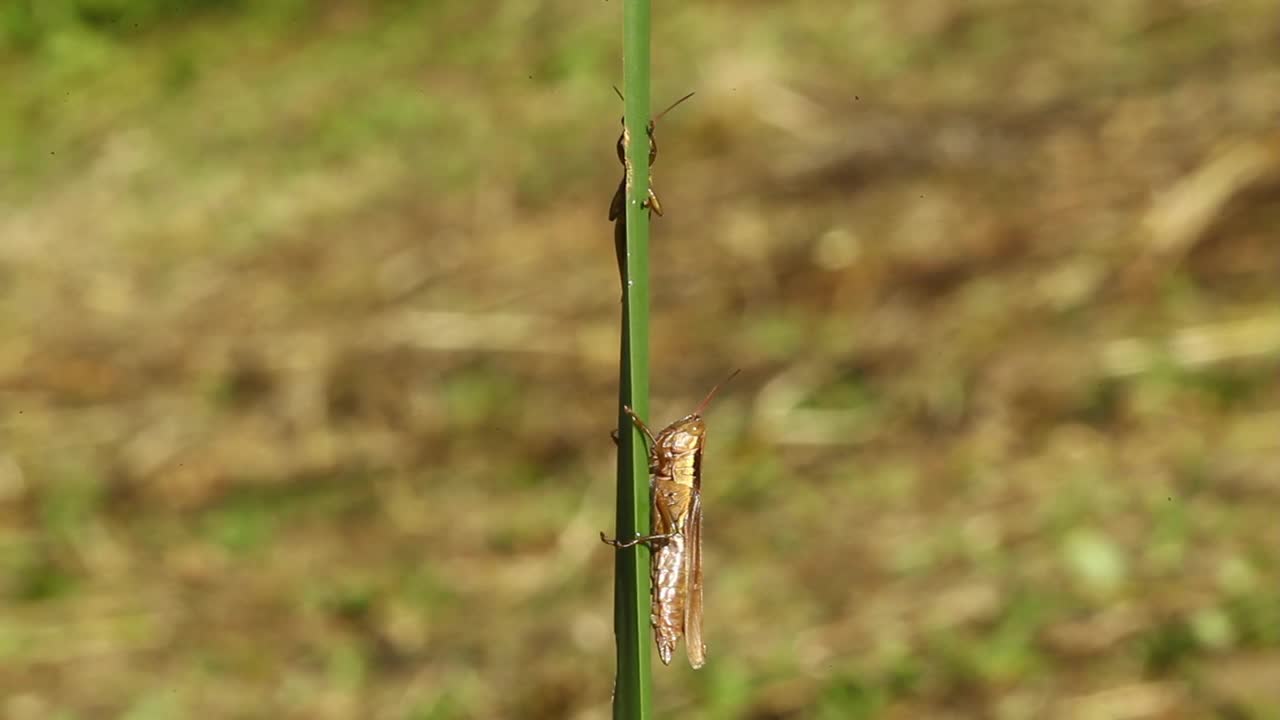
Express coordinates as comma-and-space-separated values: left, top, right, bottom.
659, 416, 706, 454
655, 370, 740, 452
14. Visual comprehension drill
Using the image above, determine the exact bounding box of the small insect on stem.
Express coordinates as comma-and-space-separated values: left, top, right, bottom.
602, 369, 740, 669
610, 89, 696, 289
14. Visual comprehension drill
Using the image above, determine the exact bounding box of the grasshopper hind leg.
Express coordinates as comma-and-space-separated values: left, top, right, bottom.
599, 531, 675, 548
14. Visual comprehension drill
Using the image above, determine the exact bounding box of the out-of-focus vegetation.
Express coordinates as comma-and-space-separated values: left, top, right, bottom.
2, 0, 1279, 718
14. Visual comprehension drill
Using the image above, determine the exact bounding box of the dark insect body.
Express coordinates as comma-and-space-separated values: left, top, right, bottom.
610, 90, 695, 287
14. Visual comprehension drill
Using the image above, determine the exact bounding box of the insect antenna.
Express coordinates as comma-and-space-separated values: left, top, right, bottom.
692, 368, 741, 417
611, 88, 695, 126
652, 91, 695, 126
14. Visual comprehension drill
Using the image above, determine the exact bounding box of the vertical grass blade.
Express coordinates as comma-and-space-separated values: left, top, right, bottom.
613, 0, 653, 718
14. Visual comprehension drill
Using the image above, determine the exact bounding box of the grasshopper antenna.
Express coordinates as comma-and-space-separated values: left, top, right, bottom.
693, 369, 740, 417
652, 91, 696, 126
613, 88, 695, 125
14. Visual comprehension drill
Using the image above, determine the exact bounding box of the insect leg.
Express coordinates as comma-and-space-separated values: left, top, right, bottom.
643, 189, 663, 216
621, 405, 658, 448
600, 530, 676, 548
613, 428, 659, 476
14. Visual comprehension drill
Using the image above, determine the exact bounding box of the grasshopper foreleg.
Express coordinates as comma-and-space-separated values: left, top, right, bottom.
621, 405, 658, 448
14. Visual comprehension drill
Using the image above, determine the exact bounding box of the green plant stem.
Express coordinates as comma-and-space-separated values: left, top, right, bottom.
613, 0, 653, 718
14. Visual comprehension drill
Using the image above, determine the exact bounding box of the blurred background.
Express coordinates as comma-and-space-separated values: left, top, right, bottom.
1, 0, 1278, 718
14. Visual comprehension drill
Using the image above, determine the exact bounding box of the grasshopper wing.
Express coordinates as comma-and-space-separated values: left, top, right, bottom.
684, 493, 706, 668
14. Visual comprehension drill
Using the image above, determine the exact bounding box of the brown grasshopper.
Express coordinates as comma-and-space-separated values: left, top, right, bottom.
602, 370, 739, 668
610, 89, 695, 285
